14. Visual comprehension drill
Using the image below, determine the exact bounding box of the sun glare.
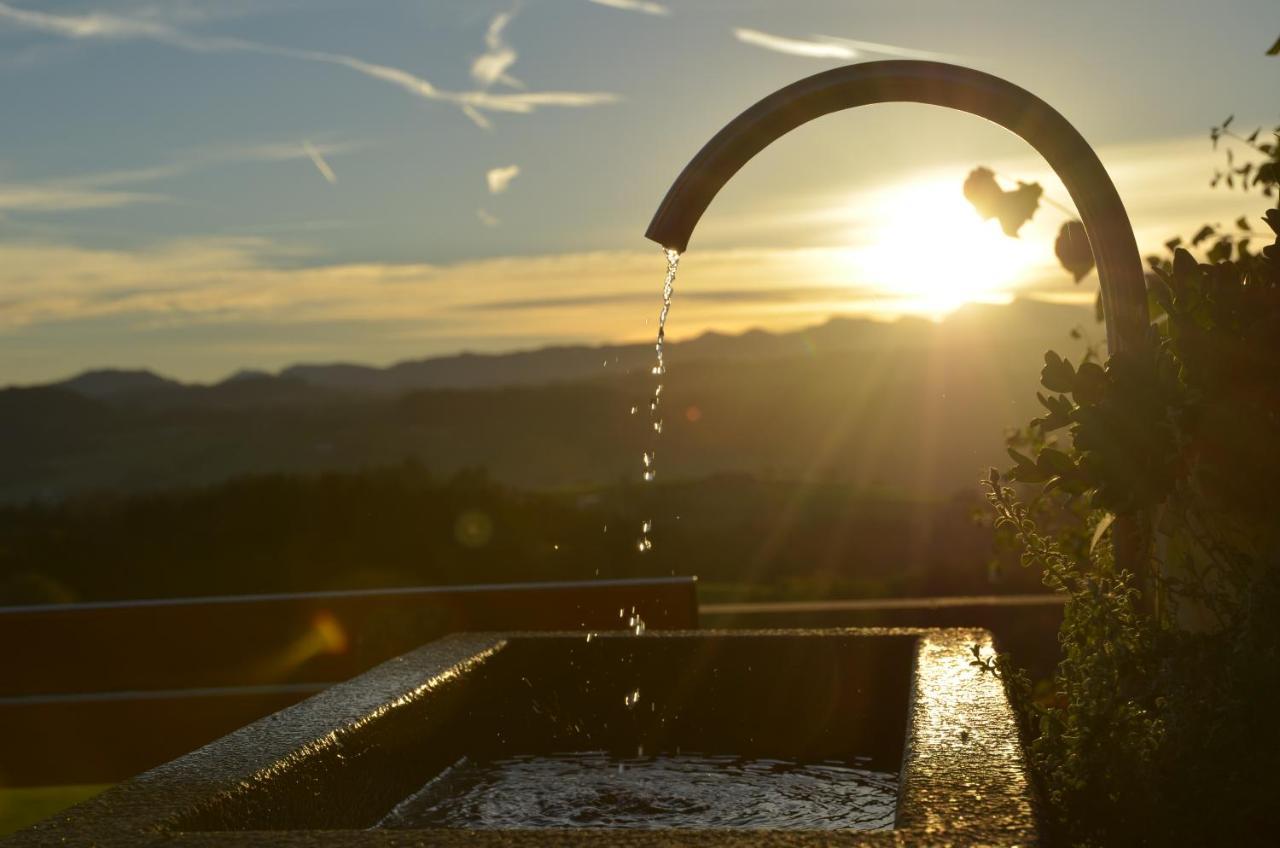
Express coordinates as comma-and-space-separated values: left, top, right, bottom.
844, 176, 1049, 318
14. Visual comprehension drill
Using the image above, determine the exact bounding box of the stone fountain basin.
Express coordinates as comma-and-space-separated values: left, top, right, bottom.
8, 628, 1039, 847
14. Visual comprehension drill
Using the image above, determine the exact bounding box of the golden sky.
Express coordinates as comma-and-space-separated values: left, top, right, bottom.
0, 1, 1275, 383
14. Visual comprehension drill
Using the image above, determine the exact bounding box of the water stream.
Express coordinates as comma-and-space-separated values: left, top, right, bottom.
637, 248, 680, 553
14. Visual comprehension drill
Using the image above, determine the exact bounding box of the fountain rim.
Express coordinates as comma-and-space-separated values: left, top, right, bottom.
8, 628, 1040, 846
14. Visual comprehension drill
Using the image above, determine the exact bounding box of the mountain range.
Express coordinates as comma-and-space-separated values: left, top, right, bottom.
0, 298, 1095, 503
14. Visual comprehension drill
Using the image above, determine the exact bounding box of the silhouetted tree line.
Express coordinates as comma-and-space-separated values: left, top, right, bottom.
0, 461, 1034, 606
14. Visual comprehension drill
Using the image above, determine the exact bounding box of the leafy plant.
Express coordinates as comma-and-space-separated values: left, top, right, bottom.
972, 98, 1280, 845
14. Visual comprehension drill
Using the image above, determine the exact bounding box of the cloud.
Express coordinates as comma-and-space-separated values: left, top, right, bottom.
733, 28, 856, 60
2, 134, 1251, 383
0, 1, 171, 39
732, 28, 953, 62
471, 9, 521, 89
0, 185, 163, 212
586, 0, 670, 15
0, 2, 617, 125
0, 138, 359, 213
815, 36, 952, 62
0, 240, 888, 338
476, 208, 500, 227
486, 165, 520, 194
302, 141, 337, 185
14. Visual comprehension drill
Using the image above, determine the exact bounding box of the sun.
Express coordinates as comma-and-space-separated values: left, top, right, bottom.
844, 175, 1049, 318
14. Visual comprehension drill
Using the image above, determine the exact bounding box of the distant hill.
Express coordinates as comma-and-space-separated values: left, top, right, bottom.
0, 299, 1094, 503
56, 368, 183, 400
41, 298, 1094, 398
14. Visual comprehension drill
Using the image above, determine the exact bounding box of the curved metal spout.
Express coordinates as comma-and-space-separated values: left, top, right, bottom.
645, 60, 1148, 357
647, 60, 1152, 584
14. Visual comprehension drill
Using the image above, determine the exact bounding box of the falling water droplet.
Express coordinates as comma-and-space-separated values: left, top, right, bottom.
636, 249, 679, 553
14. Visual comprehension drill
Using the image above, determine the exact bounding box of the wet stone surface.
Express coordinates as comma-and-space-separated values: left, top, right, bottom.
2, 629, 1041, 847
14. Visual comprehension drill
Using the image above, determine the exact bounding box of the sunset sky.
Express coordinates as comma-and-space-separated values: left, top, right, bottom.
1, 0, 1275, 384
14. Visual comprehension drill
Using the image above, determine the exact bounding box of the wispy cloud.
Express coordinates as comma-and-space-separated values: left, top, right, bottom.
586, 0, 670, 16
733, 28, 856, 60
0, 185, 163, 212
471, 9, 521, 89
476, 208, 501, 227
0, 2, 617, 125
486, 165, 520, 194
733, 28, 953, 62
815, 36, 952, 62
0, 138, 358, 213
302, 141, 337, 185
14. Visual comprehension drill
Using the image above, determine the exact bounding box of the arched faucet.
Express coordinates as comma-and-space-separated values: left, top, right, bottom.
645, 60, 1150, 578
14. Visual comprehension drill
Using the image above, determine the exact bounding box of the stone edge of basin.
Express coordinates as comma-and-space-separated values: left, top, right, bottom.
3, 628, 1041, 847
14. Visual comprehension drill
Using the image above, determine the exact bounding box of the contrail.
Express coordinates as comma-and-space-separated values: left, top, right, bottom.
302, 141, 337, 185
733, 28, 856, 60
0, 3, 617, 124
816, 35, 955, 62
587, 0, 670, 16
733, 26, 955, 63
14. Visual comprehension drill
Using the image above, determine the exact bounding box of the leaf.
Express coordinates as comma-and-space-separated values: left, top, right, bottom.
1149, 273, 1175, 313
1089, 512, 1116, 553
1235, 216, 1252, 231
1041, 351, 1076, 393
1036, 447, 1076, 478
1072, 362, 1107, 406
962, 167, 1042, 237
1173, 247, 1199, 278
1036, 392, 1074, 432
997, 183, 1043, 237
1007, 448, 1049, 483
1054, 220, 1094, 282
963, 167, 1003, 216
1191, 225, 1215, 247
1268, 34, 1280, 55
1208, 237, 1233, 263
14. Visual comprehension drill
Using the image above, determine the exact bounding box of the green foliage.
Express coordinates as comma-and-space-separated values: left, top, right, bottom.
980, 116, 1280, 844
1210, 116, 1280, 198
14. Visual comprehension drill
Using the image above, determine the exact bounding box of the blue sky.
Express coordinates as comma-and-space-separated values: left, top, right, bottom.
1, 0, 1276, 383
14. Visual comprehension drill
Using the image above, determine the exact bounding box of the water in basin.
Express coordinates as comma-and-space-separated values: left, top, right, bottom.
377, 750, 897, 830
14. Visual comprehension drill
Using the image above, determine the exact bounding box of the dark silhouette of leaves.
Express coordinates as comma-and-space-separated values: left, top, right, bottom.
1267, 34, 1279, 55
1054, 220, 1094, 282
963, 166, 1043, 236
